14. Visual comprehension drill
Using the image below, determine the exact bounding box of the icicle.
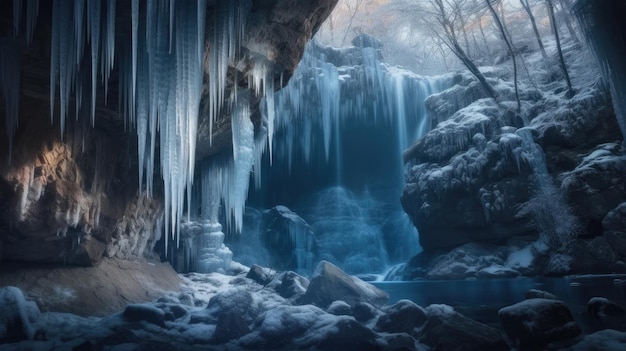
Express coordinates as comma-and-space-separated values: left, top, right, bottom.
88, 0, 101, 126
136, 36, 149, 193
57, 0, 74, 136
131, 0, 139, 125
0, 39, 21, 163
169, 0, 175, 52
102, 0, 115, 102
13, 0, 22, 37
74, 0, 84, 65
50, 0, 60, 122
229, 92, 254, 232
208, 0, 249, 144
265, 71, 276, 164
25, 0, 38, 44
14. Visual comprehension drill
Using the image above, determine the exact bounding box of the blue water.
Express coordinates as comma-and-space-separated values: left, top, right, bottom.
372, 276, 626, 333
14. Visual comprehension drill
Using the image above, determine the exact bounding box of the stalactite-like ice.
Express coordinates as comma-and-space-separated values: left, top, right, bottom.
208, 0, 249, 144
13, 0, 22, 37
0, 39, 21, 162
25, 0, 39, 44
102, 0, 115, 101
87, 0, 101, 125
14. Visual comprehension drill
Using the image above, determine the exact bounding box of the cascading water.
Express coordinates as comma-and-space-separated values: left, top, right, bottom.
247, 37, 452, 277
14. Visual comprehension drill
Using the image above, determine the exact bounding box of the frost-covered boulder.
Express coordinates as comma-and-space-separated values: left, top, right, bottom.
587, 297, 626, 331
352, 302, 379, 323
122, 303, 166, 327
401, 241, 532, 280
499, 298, 582, 350
603, 203, 626, 259
206, 287, 261, 325
525, 289, 558, 300
0, 287, 39, 342
272, 271, 310, 300
375, 299, 428, 333
327, 300, 352, 316
402, 114, 537, 251
299, 260, 388, 308
561, 143, 626, 237
419, 304, 509, 351
570, 329, 626, 350
261, 205, 316, 273
246, 264, 276, 286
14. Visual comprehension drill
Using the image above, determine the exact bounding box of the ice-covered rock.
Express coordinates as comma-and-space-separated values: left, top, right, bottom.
122, 303, 166, 327
375, 299, 428, 333
299, 260, 388, 308
419, 304, 509, 351
0, 287, 39, 342
272, 271, 310, 300
525, 289, 558, 300
587, 297, 626, 331
246, 264, 276, 286
261, 205, 316, 274
499, 298, 582, 350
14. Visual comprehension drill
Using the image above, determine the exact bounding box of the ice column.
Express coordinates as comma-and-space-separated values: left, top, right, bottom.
195, 221, 233, 273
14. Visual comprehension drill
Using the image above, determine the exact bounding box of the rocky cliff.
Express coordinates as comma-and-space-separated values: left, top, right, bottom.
401, 41, 626, 278
0, 0, 337, 266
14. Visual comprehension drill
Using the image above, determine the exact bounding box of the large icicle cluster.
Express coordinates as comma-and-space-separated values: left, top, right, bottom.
197, 92, 255, 234
5, 0, 262, 247
0, 38, 21, 162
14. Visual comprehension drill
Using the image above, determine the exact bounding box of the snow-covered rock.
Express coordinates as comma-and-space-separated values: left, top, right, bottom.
587, 297, 626, 331
261, 205, 316, 273
299, 260, 388, 308
499, 298, 582, 350
419, 304, 509, 351
375, 299, 428, 333
0, 287, 39, 342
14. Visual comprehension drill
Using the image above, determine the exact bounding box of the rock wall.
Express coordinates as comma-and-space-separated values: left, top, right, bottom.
401, 51, 626, 277
0, 0, 337, 266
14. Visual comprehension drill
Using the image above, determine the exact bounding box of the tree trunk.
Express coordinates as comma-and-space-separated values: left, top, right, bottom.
547, 0, 574, 95
486, 0, 521, 112
520, 0, 548, 60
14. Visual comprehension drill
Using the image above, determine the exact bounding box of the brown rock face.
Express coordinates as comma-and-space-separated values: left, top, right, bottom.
0, 0, 337, 265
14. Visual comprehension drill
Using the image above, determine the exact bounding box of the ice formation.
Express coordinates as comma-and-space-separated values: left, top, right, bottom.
194, 92, 255, 235
4, 0, 262, 247
267, 41, 448, 177
0, 38, 21, 162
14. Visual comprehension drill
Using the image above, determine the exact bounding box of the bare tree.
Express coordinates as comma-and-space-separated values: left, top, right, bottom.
340, 0, 367, 46
520, 0, 548, 60
485, 0, 521, 112
546, 0, 574, 95
426, 0, 498, 98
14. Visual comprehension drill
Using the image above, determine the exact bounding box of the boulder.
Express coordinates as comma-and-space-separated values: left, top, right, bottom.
299, 260, 388, 308
313, 317, 381, 351
275, 271, 310, 300
569, 329, 626, 350
353, 302, 379, 323
327, 301, 352, 316
261, 206, 316, 272
122, 304, 166, 327
419, 304, 508, 351
587, 297, 626, 331
206, 287, 261, 325
0, 287, 39, 342
561, 143, 626, 237
375, 299, 428, 333
525, 289, 558, 300
214, 310, 251, 343
499, 298, 582, 350
246, 264, 276, 286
